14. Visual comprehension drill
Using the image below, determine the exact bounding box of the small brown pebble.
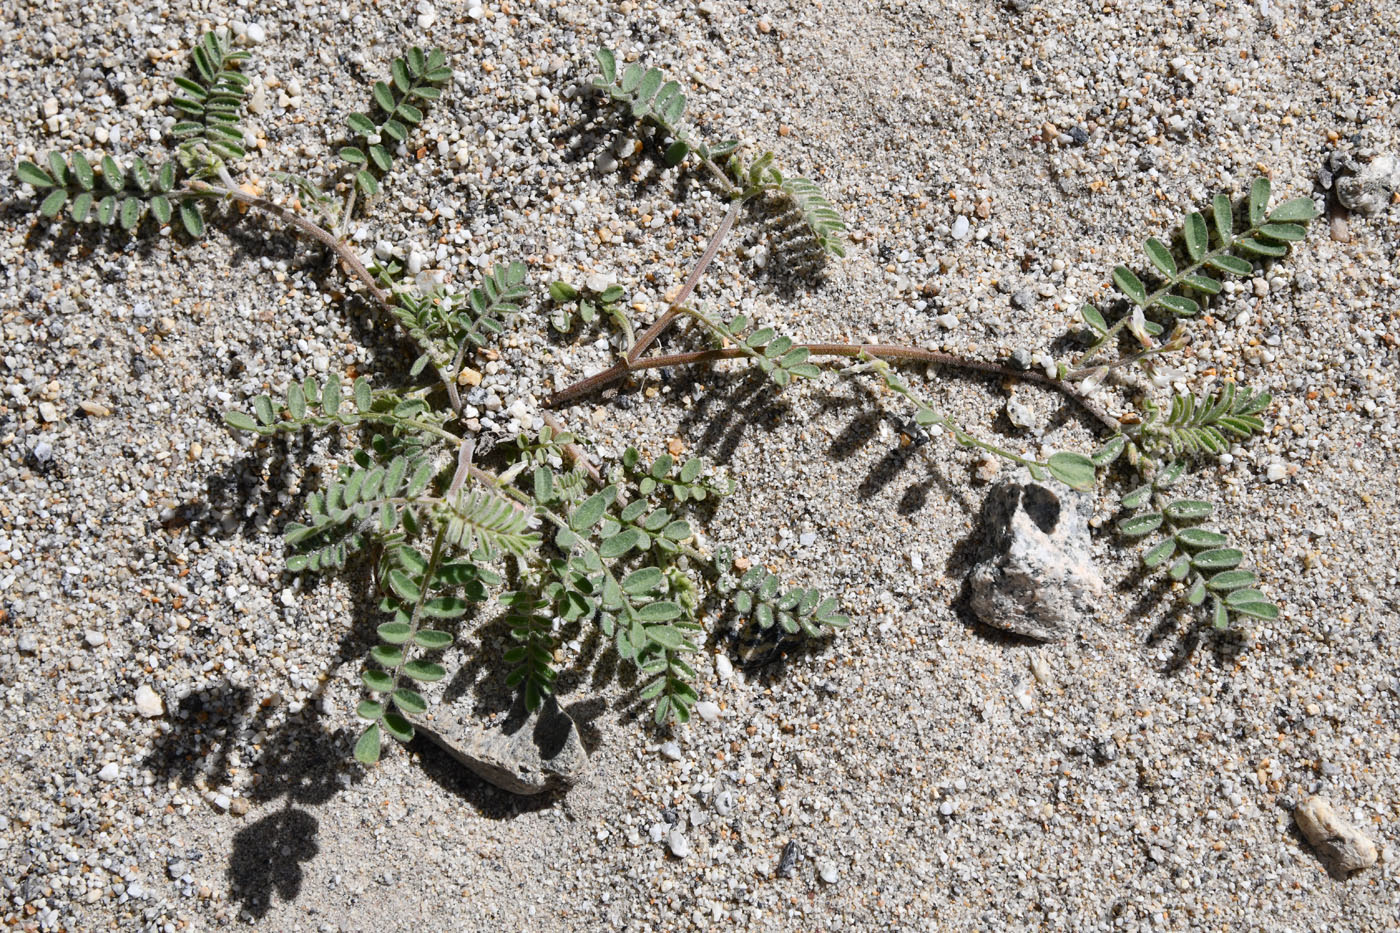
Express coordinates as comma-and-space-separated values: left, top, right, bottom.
229, 797, 250, 816
733, 556, 751, 572
667, 437, 684, 456
458, 367, 483, 386
79, 400, 112, 417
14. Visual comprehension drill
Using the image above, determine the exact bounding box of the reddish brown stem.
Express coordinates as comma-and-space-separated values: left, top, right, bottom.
627, 198, 743, 365
546, 343, 1121, 433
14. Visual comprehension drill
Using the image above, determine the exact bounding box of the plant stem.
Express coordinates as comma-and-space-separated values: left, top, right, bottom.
627, 197, 744, 366
186, 181, 485, 416
547, 341, 1120, 433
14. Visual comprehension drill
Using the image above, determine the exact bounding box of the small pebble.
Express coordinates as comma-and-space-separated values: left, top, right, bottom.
667, 829, 691, 859
714, 654, 734, 681
659, 741, 682, 761
97, 763, 119, 783
245, 22, 266, 44
1266, 461, 1288, 482
17, 634, 38, 654
694, 701, 720, 722
134, 685, 164, 718
819, 864, 839, 884
84, 630, 107, 647
950, 215, 970, 240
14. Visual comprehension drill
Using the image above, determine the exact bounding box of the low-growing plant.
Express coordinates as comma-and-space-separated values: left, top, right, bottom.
13, 36, 1318, 764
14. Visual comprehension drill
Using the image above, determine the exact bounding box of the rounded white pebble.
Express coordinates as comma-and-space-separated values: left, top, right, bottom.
246, 23, 266, 44
84, 630, 107, 647
819, 864, 839, 884
1266, 461, 1287, 482
714, 654, 734, 681
98, 763, 119, 782
951, 215, 970, 240
660, 741, 682, 761
695, 701, 720, 722
667, 829, 691, 859
134, 685, 164, 718
936, 313, 959, 329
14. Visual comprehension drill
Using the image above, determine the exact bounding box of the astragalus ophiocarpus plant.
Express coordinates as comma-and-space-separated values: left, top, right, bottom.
14, 34, 1317, 766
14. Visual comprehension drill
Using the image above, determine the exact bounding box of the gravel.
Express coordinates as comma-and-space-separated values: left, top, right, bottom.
1, 0, 1398, 931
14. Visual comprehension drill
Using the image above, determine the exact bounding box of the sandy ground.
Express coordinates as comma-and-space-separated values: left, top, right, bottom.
1, 0, 1398, 930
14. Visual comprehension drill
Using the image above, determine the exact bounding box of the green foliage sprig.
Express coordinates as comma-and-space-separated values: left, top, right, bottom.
171, 31, 252, 165
1073, 177, 1318, 383
17, 153, 178, 230
339, 47, 451, 203
591, 48, 845, 258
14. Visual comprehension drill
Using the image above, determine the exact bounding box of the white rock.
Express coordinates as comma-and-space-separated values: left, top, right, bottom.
585, 272, 616, 293
84, 630, 107, 647
714, 654, 734, 681
648, 821, 668, 843
694, 701, 720, 722
468, 4, 485, 20
951, 215, 970, 239
97, 763, 119, 782
1266, 461, 1287, 482
819, 863, 839, 884
936, 313, 959, 329
406, 250, 426, 275
667, 829, 691, 858
134, 685, 164, 718
213, 793, 231, 811
245, 23, 266, 44
417, 10, 436, 28
659, 741, 682, 761
1295, 796, 1378, 873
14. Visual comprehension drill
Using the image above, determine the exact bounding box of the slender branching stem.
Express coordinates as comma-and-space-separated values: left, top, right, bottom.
547, 341, 1120, 433
626, 197, 744, 366
184, 182, 393, 308
186, 181, 477, 413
